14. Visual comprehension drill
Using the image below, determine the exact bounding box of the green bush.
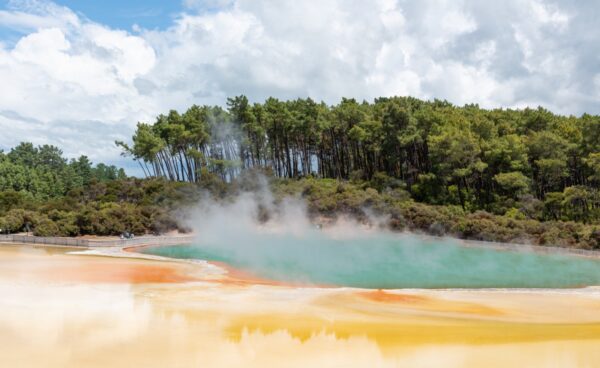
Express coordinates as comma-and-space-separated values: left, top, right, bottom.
32, 216, 60, 237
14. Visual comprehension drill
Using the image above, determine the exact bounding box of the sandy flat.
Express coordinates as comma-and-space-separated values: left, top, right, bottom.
1, 244, 600, 367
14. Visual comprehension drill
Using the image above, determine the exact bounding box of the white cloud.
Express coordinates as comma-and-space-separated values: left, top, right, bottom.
529, 0, 570, 30
0, 0, 597, 170
0, 0, 79, 30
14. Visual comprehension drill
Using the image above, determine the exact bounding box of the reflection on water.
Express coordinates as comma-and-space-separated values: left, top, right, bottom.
2, 245, 600, 367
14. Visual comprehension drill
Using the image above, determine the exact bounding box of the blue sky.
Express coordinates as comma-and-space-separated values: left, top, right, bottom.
0, 0, 599, 174
47, 0, 182, 30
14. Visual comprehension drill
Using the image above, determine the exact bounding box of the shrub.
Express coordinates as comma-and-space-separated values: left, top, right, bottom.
32, 216, 60, 236
505, 207, 526, 220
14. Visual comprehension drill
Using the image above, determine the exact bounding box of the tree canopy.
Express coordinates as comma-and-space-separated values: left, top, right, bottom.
0, 143, 126, 199
121, 96, 600, 223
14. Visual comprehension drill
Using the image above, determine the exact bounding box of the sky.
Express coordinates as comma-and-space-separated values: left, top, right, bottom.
0, 0, 599, 173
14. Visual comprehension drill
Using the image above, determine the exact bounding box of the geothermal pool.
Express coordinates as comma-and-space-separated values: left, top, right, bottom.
141, 233, 600, 289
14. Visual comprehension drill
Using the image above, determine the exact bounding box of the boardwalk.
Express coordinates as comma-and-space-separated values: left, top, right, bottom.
0, 234, 194, 248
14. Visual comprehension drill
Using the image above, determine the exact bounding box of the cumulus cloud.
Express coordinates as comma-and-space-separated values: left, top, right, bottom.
0, 0, 598, 168
0, 1, 157, 164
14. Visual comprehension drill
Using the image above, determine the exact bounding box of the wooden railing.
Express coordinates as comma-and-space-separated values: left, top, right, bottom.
0, 234, 194, 247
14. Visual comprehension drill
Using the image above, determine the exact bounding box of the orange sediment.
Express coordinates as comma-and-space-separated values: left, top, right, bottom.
43, 261, 198, 283
208, 260, 286, 286
0, 246, 199, 284
208, 260, 335, 288
357, 289, 429, 303
354, 289, 505, 317
126, 245, 339, 288
125, 245, 286, 286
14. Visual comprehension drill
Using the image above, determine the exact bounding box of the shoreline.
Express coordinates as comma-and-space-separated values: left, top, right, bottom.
4, 229, 600, 291
3, 241, 600, 295
4, 230, 600, 293
121, 242, 600, 292
5, 241, 600, 293
3, 230, 600, 259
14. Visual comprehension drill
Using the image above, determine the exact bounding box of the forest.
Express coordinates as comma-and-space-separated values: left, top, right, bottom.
120, 96, 600, 223
0, 142, 126, 198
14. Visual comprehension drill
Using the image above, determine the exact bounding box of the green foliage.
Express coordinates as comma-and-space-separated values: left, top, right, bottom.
0, 163, 210, 236
269, 174, 599, 249
585, 152, 600, 184
1, 208, 28, 233
122, 96, 600, 224
0, 143, 126, 199
494, 172, 529, 195
0, 143, 177, 236
32, 215, 60, 237
505, 207, 526, 220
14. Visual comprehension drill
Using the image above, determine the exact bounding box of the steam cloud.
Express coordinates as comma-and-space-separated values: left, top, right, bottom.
155, 181, 600, 289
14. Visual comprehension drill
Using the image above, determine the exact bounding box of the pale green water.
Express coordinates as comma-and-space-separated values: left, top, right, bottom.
141, 232, 600, 288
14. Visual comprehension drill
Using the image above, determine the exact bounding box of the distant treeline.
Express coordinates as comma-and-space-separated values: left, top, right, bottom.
119, 96, 600, 222
0, 143, 126, 199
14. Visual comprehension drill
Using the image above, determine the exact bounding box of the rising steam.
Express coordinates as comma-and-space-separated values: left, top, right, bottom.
150, 181, 600, 289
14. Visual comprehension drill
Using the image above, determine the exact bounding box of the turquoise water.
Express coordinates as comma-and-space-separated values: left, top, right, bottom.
141, 232, 600, 288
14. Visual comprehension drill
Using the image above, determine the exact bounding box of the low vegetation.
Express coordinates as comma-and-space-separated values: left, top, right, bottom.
271, 176, 600, 250
1, 92, 600, 250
